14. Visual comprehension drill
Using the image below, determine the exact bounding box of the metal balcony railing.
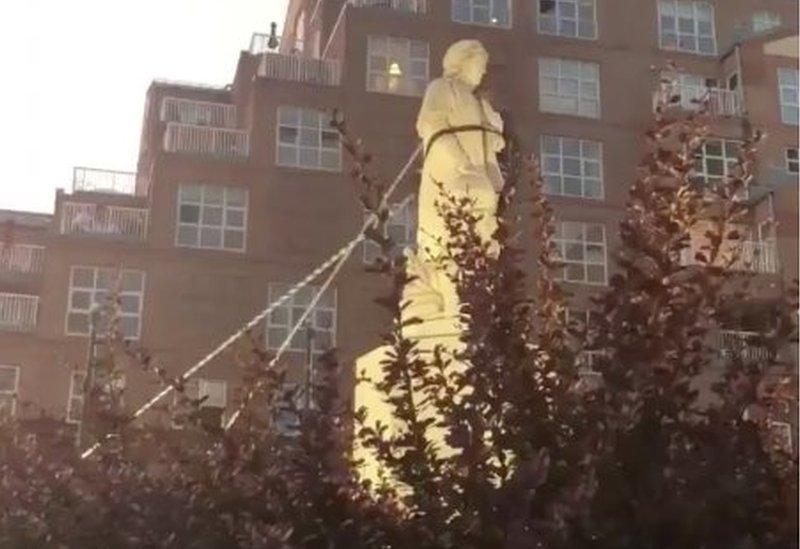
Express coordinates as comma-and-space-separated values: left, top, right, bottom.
60, 203, 148, 241
0, 293, 38, 332
680, 240, 779, 274
249, 33, 304, 55
655, 83, 743, 117
160, 97, 238, 128
718, 330, 772, 362
73, 167, 137, 195
349, 0, 427, 13
0, 244, 45, 275
163, 123, 250, 159
258, 53, 341, 86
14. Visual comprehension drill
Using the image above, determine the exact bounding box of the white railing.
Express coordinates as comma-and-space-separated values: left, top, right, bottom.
680, 240, 778, 274
163, 123, 250, 159
0, 244, 45, 275
349, 0, 427, 13
656, 83, 743, 117
258, 53, 341, 86
60, 202, 148, 241
719, 330, 772, 362
249, 33, 304, 55
0, 293, 38, 332
160, 97, 238, 128
73, 167, 137, 195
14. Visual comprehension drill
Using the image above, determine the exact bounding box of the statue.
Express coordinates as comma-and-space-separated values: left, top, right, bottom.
403, 39, 505, 340
355, 40, 505, 486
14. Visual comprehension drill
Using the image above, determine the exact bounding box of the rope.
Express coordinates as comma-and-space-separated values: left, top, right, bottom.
81, 144, 422, 459
224, 150, 421, 430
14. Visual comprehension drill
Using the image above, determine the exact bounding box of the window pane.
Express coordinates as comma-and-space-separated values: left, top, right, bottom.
224, 230, 245, 250
177, 225, 198, 246
179, 204, 200, 224
200, 227, 222, 248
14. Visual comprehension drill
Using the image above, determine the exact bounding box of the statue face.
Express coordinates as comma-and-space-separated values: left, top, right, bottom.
460, 54, 487, 89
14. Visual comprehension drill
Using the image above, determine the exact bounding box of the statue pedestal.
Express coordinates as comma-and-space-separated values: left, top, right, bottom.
353, 314, 462, 489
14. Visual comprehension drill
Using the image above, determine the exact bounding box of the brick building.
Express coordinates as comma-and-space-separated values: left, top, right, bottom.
0, 0, 797, 442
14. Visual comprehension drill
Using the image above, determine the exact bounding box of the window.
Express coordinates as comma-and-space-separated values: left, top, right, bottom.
786, 148, 799, 174
452, 0, 511, 28
66, 267, 145, 339
692, 139, 742, 190
367, 36, 429, 97
752, 11, 781, 33
778, 69, 799, 126
553, 221, 607, 285
0, 365, 19, 416
541, 136, 603, 199
364, 199, 417, 263
539, 58, 600, 118
66, 370, 86, 424
658, 1, 716, 55
172, 378, 227, 428
176, 184, 248, 251
538, 0, 597, 39
266, 283, 336, 361
276, 107, 341, 171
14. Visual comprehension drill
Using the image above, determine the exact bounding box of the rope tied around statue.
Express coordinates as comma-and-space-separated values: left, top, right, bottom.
424, 124, 504, 159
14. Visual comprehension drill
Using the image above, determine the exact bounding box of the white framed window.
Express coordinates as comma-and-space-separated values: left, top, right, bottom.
367, 36, 429, 97
538, 0, 597, 39
539, 58, 600, 119
66, 266, 145, 340
66, 370, 86, 424
778, 68, 799, 126
364, 199, 417, 263
786, 148, 799, 174
276, 107, 342, 171
171, 378, 227, 428
176, 184, 248, 252
553, 221, 607, 285
658, 1, 716, 55
0, 365, 19, 417
266, 283, 336, 360
752, 11, 781, 33
452, 0, 511, 28
692, 139, 742, 190
541, 136, 603, 199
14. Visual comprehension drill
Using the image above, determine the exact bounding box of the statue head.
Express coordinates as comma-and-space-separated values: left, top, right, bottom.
442, 40, 489, 90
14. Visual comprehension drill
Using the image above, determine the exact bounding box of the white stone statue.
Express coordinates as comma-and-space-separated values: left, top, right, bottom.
355, 40, 505, 487
403, 39, 505, 340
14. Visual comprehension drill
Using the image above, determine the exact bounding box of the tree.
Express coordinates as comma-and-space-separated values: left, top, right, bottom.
0, 78, 796, 548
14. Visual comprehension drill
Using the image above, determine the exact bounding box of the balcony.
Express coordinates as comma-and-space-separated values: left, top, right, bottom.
160, 97, 238, 128
0, 244, 45, 275
655, 83, 743, 117
0, 293, 38, 332
60, 202, 148, 241
73, 167, 137, 195
163, 123, 250, 159
349, 0, 427, 13
257, 53, 341, 86
718, 330, 772, 362
680, 240, 779, 274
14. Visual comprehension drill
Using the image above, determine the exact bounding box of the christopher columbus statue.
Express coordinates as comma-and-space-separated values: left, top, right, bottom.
403, 39, 506, 338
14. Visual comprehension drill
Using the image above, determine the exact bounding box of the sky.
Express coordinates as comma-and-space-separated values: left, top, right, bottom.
0, 0, 289, 213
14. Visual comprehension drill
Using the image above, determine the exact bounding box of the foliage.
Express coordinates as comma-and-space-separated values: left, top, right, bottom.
0, 81, 796, 548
